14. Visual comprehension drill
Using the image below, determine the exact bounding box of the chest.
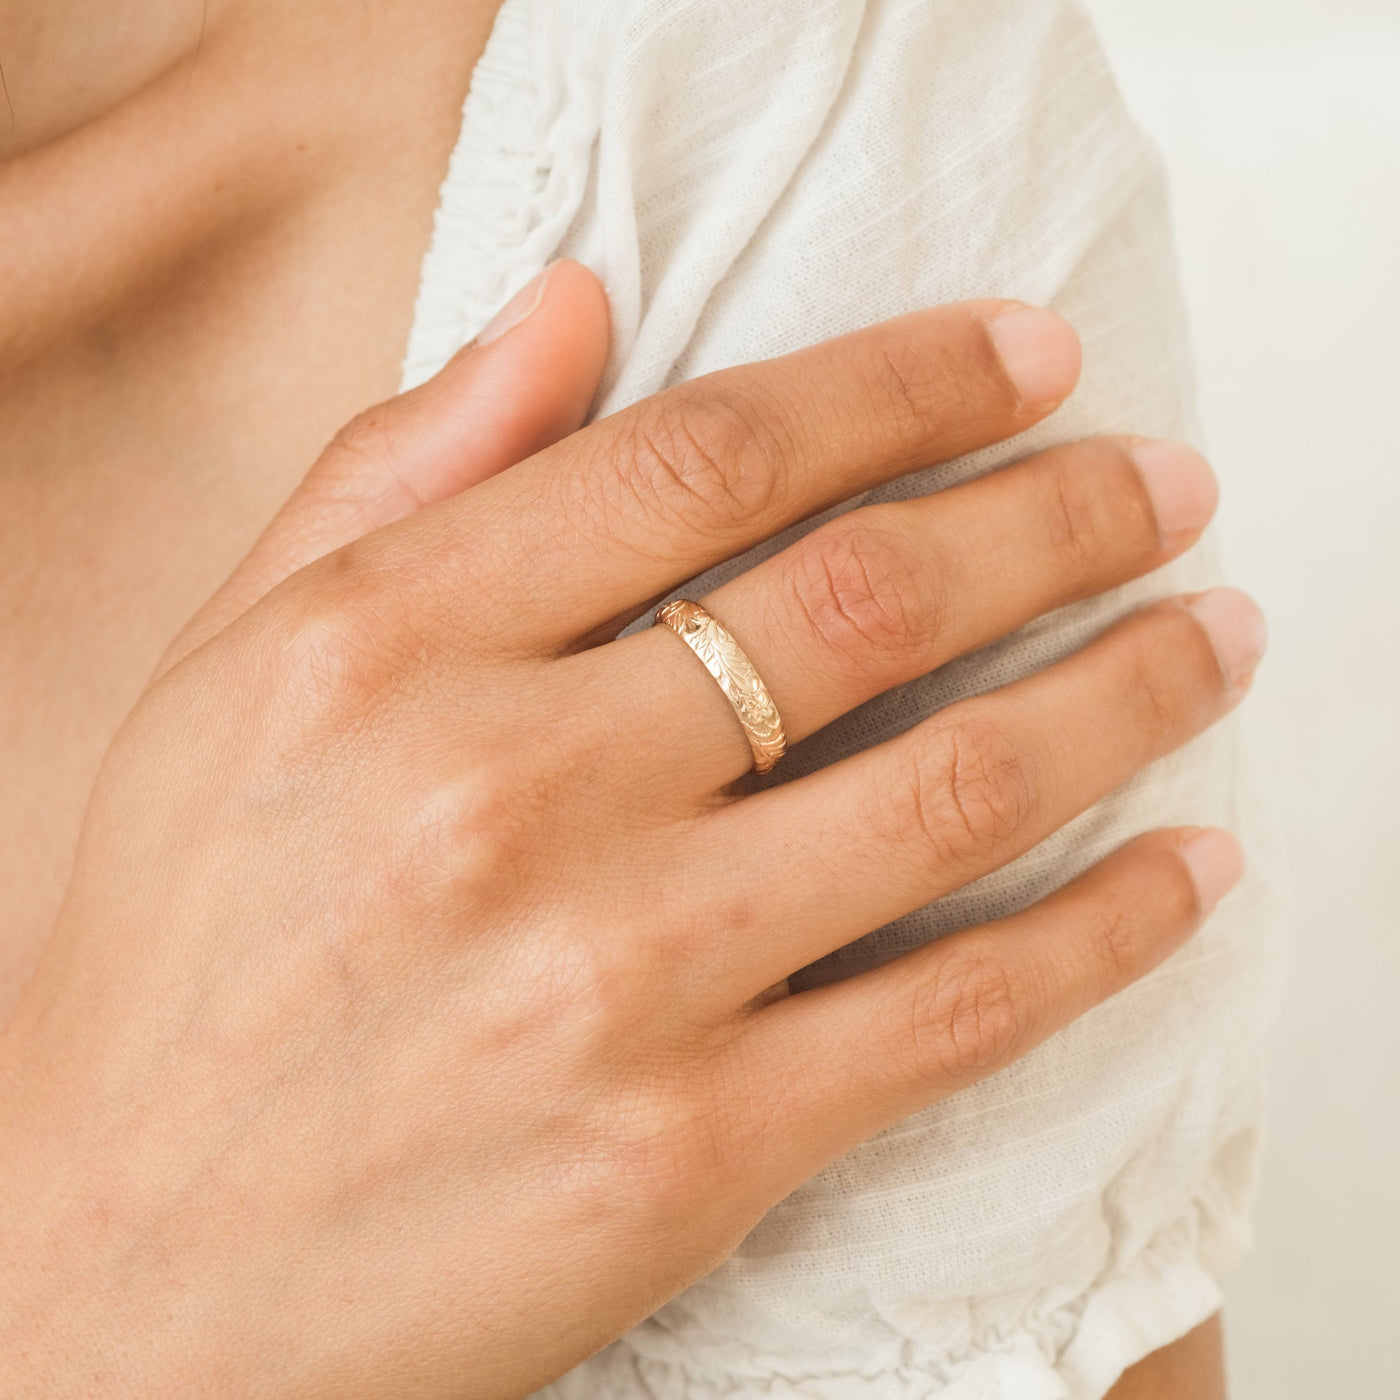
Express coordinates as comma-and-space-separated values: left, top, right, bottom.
0, 0, 495, 1010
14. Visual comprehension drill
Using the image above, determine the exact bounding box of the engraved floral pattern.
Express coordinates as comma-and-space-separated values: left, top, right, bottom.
655, 600, 787, 772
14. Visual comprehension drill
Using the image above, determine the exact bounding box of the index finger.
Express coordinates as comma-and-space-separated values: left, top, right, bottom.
364, 300, 1081, 654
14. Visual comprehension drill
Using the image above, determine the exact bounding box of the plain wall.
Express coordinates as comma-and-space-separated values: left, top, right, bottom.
1079, 2, 1400, 1395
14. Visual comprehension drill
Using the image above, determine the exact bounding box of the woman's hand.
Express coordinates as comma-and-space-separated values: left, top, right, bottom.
0, 266, 1262, 1399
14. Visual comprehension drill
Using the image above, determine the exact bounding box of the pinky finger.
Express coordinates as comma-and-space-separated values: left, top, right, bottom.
740, 826, 1243, 1178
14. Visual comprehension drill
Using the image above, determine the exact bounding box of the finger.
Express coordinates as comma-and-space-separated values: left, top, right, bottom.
736, 826, 1244, 1174
157, 259, 610, 677
611, 434, 1217, 788
369, 301, 1081, 654
699, 586, 1266, 995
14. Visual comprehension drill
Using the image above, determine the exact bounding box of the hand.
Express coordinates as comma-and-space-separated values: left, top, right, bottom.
0, 264, 1262, 1399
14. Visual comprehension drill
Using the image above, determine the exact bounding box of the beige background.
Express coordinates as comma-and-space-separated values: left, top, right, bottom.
1081, 2, 1400, 1395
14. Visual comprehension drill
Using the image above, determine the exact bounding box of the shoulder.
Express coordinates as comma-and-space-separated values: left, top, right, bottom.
404, 0, 1156, 397
584, 0, 1159, 404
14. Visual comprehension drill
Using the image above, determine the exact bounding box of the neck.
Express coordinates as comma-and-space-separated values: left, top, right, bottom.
0, 0, 503, 367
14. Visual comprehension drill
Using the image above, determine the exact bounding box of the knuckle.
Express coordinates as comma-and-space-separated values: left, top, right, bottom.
1041, 453, 1115, 572
564, 1092, 738, 1245
863, 340, 935, 441
1075, 840, 1201, 989
260, 560, 421, 728
1081, 898, 1142, 984
328, 404, 401, 470
856, 328, 993, 453
265, 604, 389, 725
388, 763, 541, 911
785, 515, 927, 669
277, 608, 366, 717
525, 1020, 740, 1221
908, 950, 1026, 1083
608, 1088, 733, 1208
1118, 619, 1197, 740
615, 385, 787, 540
521, 926, 637, 1038
903, 715, 1036, 866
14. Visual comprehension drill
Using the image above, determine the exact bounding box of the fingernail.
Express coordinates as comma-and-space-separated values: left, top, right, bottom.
1130, 440, 1219, 545
1184, 586, 1268, 687
1178, 827, 1245, 915
476, 263, 557, 346
987, 306, 1082, 413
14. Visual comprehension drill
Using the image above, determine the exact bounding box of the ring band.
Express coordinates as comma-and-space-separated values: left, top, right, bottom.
654, 600, 788, 774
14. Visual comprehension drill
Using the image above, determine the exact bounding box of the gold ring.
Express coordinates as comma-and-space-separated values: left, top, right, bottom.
654, 600, 787, 774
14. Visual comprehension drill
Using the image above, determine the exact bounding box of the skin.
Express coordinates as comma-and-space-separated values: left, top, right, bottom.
0, 1, 1241, 1392
1116, 1317, 1227, 1400
0, 0, 501, 998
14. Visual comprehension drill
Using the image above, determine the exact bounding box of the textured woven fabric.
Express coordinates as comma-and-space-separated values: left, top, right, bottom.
401, 1, 1288, 1395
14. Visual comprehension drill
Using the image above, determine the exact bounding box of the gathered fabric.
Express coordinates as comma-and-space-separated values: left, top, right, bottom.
402, 1, 1288, 1395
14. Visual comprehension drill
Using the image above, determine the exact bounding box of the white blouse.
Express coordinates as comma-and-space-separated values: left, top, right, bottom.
402, 1, 1288, 1395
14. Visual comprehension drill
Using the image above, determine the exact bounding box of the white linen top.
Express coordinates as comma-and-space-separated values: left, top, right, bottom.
401, 1, 1289, 1395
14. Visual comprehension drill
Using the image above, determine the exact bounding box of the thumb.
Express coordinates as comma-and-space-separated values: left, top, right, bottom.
158, 259, 610, 677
